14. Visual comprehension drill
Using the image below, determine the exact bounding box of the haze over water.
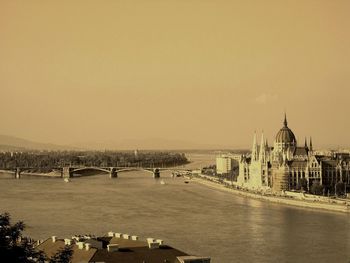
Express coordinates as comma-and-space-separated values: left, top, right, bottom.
0, 154, 349, 263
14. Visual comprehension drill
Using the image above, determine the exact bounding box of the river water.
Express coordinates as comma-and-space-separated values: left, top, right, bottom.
0, 153, 349, 263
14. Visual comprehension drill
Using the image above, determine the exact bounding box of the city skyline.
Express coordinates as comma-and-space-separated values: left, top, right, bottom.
1, 1, 350, 149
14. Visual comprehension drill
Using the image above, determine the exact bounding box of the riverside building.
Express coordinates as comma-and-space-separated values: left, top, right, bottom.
36, 232, 210, 263
216, 155, 234, 175
237, 114, 350, 193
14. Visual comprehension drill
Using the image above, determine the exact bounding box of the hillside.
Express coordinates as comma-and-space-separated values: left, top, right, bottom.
0, 135, 75, 151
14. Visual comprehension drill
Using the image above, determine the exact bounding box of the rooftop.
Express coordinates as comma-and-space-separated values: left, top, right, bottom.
90, 245, 188, 263
35, 233, 210, 263
36, 238, 97, 263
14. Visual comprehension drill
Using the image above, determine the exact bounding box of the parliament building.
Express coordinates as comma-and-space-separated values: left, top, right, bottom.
237, 114, 350, 193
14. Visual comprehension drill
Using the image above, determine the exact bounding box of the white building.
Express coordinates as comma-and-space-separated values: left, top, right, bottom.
216, 155, 234, 175
237, 113, 350, 194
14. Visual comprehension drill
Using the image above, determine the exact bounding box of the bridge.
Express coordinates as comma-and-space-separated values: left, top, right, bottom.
3, 166, 193, 179
62, 166, 161, 179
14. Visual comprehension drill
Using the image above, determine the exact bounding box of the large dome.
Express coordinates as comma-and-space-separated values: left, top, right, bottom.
276, 127, 296, 143
275, 114, 296, 144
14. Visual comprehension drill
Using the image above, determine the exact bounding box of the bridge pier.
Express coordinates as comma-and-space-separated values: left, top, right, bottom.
15, 168, 21, 179
153, 168, 160, 178
62, 167, 73, 178
109, 168, 118, 179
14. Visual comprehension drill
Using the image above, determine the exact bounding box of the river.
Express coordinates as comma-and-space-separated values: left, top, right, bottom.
0, 153, 349, 263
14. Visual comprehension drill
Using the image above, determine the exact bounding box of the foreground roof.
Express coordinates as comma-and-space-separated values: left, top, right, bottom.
36, 233, 210, 263
90, 245, 188, 263
36, 238, 97, 263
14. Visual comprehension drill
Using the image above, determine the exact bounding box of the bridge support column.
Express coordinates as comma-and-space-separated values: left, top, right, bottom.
109, 168, 118, 179
153, 168, 160, 179
62, 167, 72, 178
15, 168, 21, 179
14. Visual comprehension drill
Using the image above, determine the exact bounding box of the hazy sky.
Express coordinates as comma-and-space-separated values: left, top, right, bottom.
1, 1, 349, 149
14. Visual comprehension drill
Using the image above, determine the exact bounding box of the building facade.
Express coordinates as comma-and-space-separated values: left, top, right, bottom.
237, 114, 350, 194
216, 155, 234, 175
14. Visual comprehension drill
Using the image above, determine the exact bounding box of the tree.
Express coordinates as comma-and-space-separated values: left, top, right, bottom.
0, 213, 72, 263
0, 212, 46, 263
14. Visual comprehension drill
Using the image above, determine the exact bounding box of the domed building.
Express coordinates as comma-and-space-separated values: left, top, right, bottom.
274, 114, 297, 154
237, 113, 350, 193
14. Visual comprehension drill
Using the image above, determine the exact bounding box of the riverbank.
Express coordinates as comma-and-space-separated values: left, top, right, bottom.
0, 170, 61, 178
191, 175, 350, 214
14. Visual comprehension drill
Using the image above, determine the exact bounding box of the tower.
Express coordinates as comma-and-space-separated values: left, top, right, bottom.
309, 137, 313, 152
259, 132, 266, 163
251, 131, 258, 161
274, 112, 297, 158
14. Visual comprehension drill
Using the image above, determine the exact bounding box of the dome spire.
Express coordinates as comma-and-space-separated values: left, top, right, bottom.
283, 112, 288, 127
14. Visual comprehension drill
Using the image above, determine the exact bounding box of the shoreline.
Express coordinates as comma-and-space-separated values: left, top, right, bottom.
191, 175, 350, 214
0, 170, 61, 178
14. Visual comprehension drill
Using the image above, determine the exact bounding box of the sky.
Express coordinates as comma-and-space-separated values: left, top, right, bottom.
0, 1, 349, 149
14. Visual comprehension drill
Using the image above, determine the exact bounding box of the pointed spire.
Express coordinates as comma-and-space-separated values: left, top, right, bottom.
310, 136, 313, 151
260, 131, 264, 146
252, 131, 258, 161
265, 138, 268, 148
304, 137, 308, 148
259, 132, 265, 162
283, 112, 288, 127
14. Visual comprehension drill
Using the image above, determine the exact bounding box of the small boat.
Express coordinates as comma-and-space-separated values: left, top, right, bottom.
160, 180, 166, 185
64, 178, 70, 183
184, 180, 189, 184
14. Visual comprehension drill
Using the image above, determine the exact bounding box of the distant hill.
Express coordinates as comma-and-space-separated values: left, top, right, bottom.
0, 134, 245, 152
0, 144, 28, 152
0, 135, 77, 151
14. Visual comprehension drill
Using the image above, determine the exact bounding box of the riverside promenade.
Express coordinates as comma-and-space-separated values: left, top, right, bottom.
192, 174, 350, 213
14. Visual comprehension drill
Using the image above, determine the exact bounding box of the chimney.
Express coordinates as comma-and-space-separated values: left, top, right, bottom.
148, 241, 160, 249
77, 242, 84, 250
122, 234, 130, 240
156, 239, 164, 245
108, 232, 115, 237
51, 236, 57, 243
131, 235, 139, 241
64, 239, 72, 246
72, 236, 82, 242
85, 243, 91, 251
147, 238, 160, 249
107, 244, 119, 252
146, 238, 155, 243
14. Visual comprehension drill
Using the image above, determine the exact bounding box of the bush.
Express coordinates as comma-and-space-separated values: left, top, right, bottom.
335, 182, 345, 196
310, 181, 324, 195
